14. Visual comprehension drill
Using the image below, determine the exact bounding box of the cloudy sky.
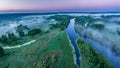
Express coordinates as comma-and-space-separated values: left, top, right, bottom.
0, 0, 120, 12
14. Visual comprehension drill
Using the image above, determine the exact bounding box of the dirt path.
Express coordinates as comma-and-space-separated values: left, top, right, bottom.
3, 40, 36, 49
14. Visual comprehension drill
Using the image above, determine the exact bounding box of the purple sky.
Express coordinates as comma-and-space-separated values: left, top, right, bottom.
0, 0, 120, 12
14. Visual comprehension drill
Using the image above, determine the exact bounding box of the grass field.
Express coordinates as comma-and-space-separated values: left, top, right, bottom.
0, 31, 77, 68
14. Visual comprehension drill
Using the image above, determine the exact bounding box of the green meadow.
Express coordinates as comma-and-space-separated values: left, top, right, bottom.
0, 30, 77, 68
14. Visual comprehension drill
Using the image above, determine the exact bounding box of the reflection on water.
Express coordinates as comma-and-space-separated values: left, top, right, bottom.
67, 18, 120, 68
66, 19, 80, 67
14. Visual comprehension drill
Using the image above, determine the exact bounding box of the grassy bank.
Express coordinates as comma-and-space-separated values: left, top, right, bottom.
34, 31, 77, 68
76, 39, 113, 68
0, 31, 77, 68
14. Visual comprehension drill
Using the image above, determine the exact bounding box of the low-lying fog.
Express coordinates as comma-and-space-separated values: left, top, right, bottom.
0, 15, 57, 36
0, 13, 120, 50
74, 14, 120, 50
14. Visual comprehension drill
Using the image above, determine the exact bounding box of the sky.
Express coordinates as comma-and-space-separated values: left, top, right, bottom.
0, 0, 120, 12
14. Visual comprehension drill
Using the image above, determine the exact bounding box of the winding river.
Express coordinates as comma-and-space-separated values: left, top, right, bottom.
66, 18, 120, 68
66, 19, 80, 67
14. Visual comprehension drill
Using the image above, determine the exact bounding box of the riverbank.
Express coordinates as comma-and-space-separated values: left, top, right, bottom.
76, 39, 113, 68
75, 23, 120, 68
74, 19, 120, 57
66, 18, 80, 67
44, 31, 77, 68
66, 33, 77, 66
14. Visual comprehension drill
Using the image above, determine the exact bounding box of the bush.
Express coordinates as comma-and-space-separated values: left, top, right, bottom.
28, 28, 41, 36
0, 47, 5, 57
34, 52, 59, 68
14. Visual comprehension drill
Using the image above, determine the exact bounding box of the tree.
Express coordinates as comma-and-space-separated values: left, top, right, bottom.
91, 24, 104, 30
19, 31, 25, 37
16, 24, 29, 32
0, 35, 8, 44
0, 47, 5, 57
8, 33, 17, 42
28, 28, 41, 36
0, 33, 19, 45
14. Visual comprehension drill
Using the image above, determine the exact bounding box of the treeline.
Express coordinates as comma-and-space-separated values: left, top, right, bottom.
75, 16, 94, 26
0, 28, 41, 45
101, 15, 120, 19
91, 24, 104, 30
0, 33, 18, 45
77, 39, 113, 68
48, 15, 70, 30
75, 16, 105, 30
16, 24, 29, 33
28, 28, 41, 36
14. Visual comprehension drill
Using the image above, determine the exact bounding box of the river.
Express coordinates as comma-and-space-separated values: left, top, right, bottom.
66, 18, 120, 68
66, 19, 80, 67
